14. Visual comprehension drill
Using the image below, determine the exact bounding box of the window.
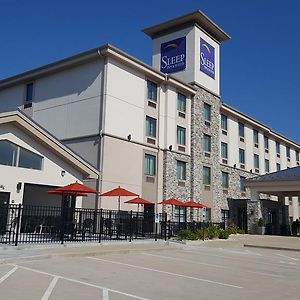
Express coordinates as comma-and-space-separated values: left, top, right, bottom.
0, 140, 43, 170
145, 116, 156, 138
144, 154, 156, 176
264, 135, 269, 149
253, 129, 259, 145
221, 114, 228, 131
203, 166, 211, 185
296, 151, 299, 162
239, 148, 245, 164
203, 134, 211, 152
25, 82, 34, 102
203, 103, 211, 121
240, 176, 246, 191
177, 93, 186, 113
221, 142, 228, 159
222, 172, 229, 189
276, 163, 281, 171
265, 159, 270, 173
276, 141, 280, 154
238, 122, 245, 138
177, 160, 186, 180
177, 126, 186, 145
254, 154, 259, 169
147, 80, 157, 102
0, 140, 18, 166
286, 146, 290, 158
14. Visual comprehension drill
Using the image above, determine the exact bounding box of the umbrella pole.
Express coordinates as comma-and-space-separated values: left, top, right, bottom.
118, 196, 120, 211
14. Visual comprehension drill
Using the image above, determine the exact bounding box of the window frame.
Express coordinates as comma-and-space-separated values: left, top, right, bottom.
203, 134, 211, 153
254, 154, 260, 169
176, 126, 186, 146
147, 80, 157, 102
144, 153, 156, 176
221, 114, 228, 131
221, 142, 228, 159
239, 148, 245, 164
145, 115, 157, 138
203, 103, 211, 122
177, 160, 186, 181
238, 122, 245, 138
177, 92, 186, 113
222, 171, 229, 189
203, 166, 211, 185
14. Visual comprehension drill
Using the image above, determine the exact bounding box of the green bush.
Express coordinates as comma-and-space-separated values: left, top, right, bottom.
218, 229, 230, 239
207, 224, 220, 239
237, 228, 245, 234
258, 218, 265, 227
177, 229, 198, 240
227, 224, 238, 235
195, 228, 208, 240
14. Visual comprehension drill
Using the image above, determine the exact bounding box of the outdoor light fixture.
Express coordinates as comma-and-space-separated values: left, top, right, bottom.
16, 182, 22, 192
250, 169, 253, 173
169, 145, 173, 151
233, 164, 236, 168
61, 170, 66, 177
127, 134, 132, 141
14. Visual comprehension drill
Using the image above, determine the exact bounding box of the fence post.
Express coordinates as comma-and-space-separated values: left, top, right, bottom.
14, 204, 22, 246
168, 220, 171, 239
164, 213, 167, 241
129, 210, 133, 242
60, 205, 65, 245
109, 211, 112, 240
98, 209, 102, 243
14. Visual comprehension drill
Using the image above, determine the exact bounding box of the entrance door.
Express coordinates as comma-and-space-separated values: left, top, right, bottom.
143, 204, 155, 233
238, 208, 247, 233
0, 192, 10, 232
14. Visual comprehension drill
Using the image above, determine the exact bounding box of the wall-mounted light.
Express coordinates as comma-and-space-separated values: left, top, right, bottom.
16, 182, 22, 193
233, 164, 236, 169
127, 134, 132, 141
250, 169, 253, 173
0, 184, 5, 190
169, 145, 173, 151
61, 170, 66, 177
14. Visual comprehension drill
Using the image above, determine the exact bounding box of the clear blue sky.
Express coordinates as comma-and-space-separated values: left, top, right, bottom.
1, 0, 299, 143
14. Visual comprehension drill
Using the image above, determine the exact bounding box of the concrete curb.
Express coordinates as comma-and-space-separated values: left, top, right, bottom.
244, 244, 300, 252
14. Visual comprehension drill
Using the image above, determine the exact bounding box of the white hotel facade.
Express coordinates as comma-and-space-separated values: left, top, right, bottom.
0, 11, 299, 233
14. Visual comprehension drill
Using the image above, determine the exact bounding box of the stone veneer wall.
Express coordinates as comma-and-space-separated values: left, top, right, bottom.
190, 87, 224, 222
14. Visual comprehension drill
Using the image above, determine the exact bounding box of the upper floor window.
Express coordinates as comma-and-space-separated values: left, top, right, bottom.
238, 122, 245, 138
203, 166, 211, 185
25, 82, 34, 102
145, 116, 156, 138
177, 93, 186, 113
147, 80, 157, 102
144, 154, 156, 176
203, 103, 211, 121
253, 129, 259, 145
239, 148, 245, 164
276, 141, 280, 154
177, 126, 186, 146
177, 160, 186, 180
286, 146, 290, 158
0, 140, 42, 170
296, 151, 299, 162
203, 134, 211, 152
240, 176, 246, 191
254, 154, 259, 169
265, 159, 270, 173
264, 135, 269, 149
222, 172, 229, 189
276, 163, 281, 171
221, 142, 228, 159
221, 114, 228, 131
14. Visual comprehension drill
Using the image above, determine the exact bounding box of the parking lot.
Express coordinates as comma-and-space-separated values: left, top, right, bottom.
0, 242, 299, 299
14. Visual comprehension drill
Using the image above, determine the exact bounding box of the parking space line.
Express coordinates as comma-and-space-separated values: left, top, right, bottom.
103, 288, 109, 300
87, 257, 243, 289
142, 253, 285, 279
0, 266, 18, 284
10, 264, 149, 300
41, 276, 59, 300
275, 254, 299, 261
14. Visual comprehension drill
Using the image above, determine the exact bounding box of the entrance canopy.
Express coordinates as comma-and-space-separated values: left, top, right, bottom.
246, 166, 300, 197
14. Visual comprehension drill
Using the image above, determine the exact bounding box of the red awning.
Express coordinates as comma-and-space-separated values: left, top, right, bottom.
125, 197, 154, 205
158, 198, 185, 206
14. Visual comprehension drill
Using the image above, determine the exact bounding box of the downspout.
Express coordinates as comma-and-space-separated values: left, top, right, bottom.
95, 48, 108, 209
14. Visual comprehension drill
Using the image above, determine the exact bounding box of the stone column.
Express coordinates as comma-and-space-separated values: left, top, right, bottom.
247, 189, 263, 234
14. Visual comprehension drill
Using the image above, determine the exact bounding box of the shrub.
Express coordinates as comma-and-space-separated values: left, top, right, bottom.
177, 229, 198, 240
237, 228, 245, 234
195, 228, 208, 240
227, 224, 238, 235
207, 224, 220, 239
218, 229, 230, 239
258, 218, 265, 227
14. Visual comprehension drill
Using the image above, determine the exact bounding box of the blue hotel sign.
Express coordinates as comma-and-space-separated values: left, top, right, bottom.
160, 37, 186, 73
200, 38, 215, 79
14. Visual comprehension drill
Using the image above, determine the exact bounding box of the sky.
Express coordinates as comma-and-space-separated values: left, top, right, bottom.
0, 0, 299, 142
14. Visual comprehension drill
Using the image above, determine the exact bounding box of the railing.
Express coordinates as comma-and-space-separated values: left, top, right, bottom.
0, 204, 217, 245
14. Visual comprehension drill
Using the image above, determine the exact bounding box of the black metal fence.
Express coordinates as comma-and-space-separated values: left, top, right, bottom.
0, 204, 218, 246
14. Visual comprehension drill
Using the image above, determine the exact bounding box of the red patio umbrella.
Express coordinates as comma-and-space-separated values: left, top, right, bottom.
48, 182, 98, 195
99, 186, 138, 211
158, 198, 185, 221
182, 201, 205, 208
125, 197, 154, 212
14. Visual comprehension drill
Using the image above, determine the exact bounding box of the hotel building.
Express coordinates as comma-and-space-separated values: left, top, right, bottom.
0, 11, 299, 233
